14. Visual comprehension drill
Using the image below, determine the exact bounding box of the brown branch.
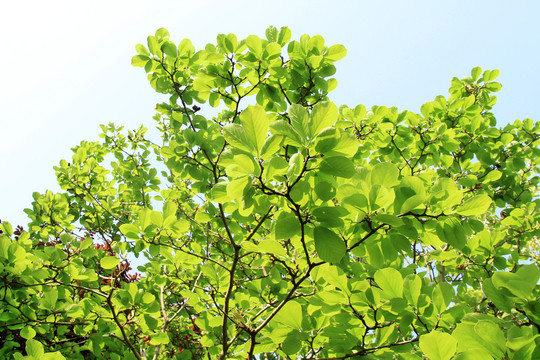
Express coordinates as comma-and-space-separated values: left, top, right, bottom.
106, 288, 143, 360
315, 337, 419, 359
218, 244, 241, 359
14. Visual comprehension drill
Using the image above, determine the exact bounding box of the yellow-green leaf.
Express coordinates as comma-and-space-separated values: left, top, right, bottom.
100, 256, 119, 270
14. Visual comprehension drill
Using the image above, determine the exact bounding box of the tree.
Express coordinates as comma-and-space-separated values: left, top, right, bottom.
1, 25, 540, 360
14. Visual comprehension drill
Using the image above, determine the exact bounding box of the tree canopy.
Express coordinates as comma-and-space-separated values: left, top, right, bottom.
1, 26, 540, 360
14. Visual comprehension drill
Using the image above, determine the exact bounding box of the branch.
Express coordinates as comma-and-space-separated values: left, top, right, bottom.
106, 288, 143, 360
152, 270, 203, 360
315, 337, 419, 359
347, 222, 386, 252
245, 206, 275, 243
253, 262, 322, 334
218, 244, 241, 359
218, 203, 235, 245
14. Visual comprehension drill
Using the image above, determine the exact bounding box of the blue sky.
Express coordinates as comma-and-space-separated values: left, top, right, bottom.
1, 0, 539, 227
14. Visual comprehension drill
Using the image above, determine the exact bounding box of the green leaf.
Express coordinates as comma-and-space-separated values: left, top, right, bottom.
43, 351, 67, 360
147, 35, 160, 55
453, 349, 493, 360
371, 162, 399, 187
374, 268, 403, 299
314, 127, 340, 154
287, 153, 304, 179
224, 123, 255, 153
210, 93, 220, 108
471, 66, 482, 81
240, 105, 268, 155
150, 210, 163, 226
319, 264, 350, 294
155, 28, 170, 42
484, 69, 500, 81
258, 239, 287, 257
474, 320, 507, 357
275, 212, 301, 240
325, 44, 347, 61
289, 104, 310, 139
455, 194, 492, 217
282, 331, 303, 355
163, 201, 178, 218
328, 132, 359, 157
226, 154, 256, 177
453, 322, 502, 359
260, 135, 282, 161
1, 221, 12, 236
0, 236, 10, 258
310, 102, 338, 137
119, 223, 140, 240
100, 256, 119, 270
265, 26, 278, 42
320, 156, 355, 178
483, 170, 502, 183
20, 325, 36, 339
432, 282, 455, 313
170, 219, 190, 235
42, 288, 58, 310
210, 182, 231, 203
135, 44, 150, 56
369, 185, 396, 211
420, 331, 457, 360
400, 194, 427, 213
161, 41, 177, 57
178, 38, 195, 58
131, 55, 149, 67
482, 278, 512, 313
273, 300, 303, 329
314, 181, 336, 202
492, 264, 540, 298
312, 206, 347, 228
506, 325, 540, 351
227, 177, 249, 200
263, 43, 282, 61
313, 226, 346, 263
269, 120, 304, 147
144, 314, 159, 330
149, 332, 170, 345
26, 339, 45, 359
436, 217, 467, 250
225, 33, 238, 53
403, 274, 422, 307
246, 35, 263, 58
277, 26, 292, 46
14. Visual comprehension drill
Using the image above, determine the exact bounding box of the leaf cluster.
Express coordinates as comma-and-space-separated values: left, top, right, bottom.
1, 26, 540, 360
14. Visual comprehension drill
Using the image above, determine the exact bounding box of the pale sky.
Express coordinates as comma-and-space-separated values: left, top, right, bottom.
1, 0, 539, 228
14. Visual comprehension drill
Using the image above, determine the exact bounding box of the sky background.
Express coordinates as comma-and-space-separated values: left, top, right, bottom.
1, 0, 539, 228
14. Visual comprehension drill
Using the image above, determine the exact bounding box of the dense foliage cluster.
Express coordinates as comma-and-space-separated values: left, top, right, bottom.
1, 26, 540, 359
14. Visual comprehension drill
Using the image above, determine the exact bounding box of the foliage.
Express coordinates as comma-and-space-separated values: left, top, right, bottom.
1, 26, 540, 359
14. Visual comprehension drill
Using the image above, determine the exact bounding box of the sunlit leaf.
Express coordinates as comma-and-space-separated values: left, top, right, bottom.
314, 226, 346, 263
100, 256, 119, 270
224, 123, 255, 153
26, 339, 45, 359
371, 162, 399, 187
320, 156, 355, 178
310, 102, 338, 137
240, 105, 269, 155
273, 300, 303, 329
374, 267, 403, 299
420, 331, 457, 360
455, 194, 492, 217
325, 44, 347, 61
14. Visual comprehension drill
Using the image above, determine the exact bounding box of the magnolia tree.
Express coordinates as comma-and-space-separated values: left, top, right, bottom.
1, 26, 540, 360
